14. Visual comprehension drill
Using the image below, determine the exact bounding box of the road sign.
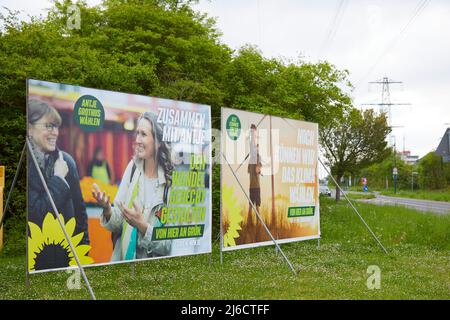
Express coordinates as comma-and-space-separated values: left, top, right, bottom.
393, 167, 398, 175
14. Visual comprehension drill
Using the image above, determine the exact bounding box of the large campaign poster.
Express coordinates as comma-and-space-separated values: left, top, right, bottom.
27, 79, 212, 273
221, 107, 320, 251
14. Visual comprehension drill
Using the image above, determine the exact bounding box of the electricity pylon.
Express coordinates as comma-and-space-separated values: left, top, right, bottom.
362, 76, 411, 146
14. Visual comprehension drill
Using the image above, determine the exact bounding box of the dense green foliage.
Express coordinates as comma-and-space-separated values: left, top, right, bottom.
223, 46, 351, 124
418, 152, 450, 190
359, 151, 415, 191
0, 0, 353, 251
357, 151, 450, 192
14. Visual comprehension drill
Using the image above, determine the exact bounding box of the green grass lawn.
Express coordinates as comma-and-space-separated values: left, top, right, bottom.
380, 188, 450, 202
1, 198, 449, 300
344, 193, 376, 200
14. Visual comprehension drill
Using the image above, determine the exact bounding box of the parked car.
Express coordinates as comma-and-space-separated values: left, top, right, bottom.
319, 185, 332, 197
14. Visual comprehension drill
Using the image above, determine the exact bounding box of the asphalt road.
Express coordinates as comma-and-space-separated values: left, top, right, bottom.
331, 189, 450, 215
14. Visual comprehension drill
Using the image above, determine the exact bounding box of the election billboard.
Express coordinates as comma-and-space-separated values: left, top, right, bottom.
221, 107, 320, 251
27, 79, 212, 273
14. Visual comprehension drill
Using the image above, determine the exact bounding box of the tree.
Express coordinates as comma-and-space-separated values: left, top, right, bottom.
320, 108, 391, 200
0, 0, 231, 248
223, 45, 352, 128
418, 152, 447, 189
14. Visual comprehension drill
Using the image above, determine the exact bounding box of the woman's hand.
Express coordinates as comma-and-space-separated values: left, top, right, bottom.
91, 183, 112, 221
91, 183, 111, 208
118, 201, 148, 236
54, 151, 69, 179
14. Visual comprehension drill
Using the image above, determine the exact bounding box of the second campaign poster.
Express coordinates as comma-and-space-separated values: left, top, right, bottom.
27, 79, 212, 273
221, 107, 320, 251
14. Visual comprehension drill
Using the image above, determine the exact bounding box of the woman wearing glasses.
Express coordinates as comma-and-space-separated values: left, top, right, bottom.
91, 111, 173, 261
28, 100, 90, 250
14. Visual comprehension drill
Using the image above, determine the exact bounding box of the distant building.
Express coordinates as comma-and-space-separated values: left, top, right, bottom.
435, 128, 450, 163
398, 150, 420, 165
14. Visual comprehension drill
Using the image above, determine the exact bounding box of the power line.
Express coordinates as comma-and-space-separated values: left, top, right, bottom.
257, 0, 262, 48
319, 0, 349, 58
354, 0, 431, 89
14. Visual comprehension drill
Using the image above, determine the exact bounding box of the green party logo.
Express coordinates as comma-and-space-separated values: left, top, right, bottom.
226, 114, 241, 140
73, 95, 105, 132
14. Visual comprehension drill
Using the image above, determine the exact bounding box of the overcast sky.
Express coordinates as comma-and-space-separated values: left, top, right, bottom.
2, 0, 449, 159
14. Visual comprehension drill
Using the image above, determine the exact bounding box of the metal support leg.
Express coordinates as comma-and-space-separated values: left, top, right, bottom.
319, 158, 388, 255
222, 152, 297, 275
27, 138, 97, 300
25, 214, 30, 289
1, 143, 26, 229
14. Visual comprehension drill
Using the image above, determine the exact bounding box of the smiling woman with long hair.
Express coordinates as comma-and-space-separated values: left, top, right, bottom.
92, 111, 173, 261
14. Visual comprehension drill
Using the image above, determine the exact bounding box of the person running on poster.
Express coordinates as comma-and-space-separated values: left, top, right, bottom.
247, 124, 262, 229
27, 100, 90, 252
87, 146, 114, 185
92, 112, 173, 261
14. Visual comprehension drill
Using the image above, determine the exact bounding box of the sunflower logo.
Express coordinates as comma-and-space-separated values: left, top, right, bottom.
28, 212, 93, 271
222, 184, 244, 247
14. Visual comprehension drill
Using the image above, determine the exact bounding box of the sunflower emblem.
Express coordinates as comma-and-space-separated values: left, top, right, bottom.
222, 184, 244, 247
28, 212, 93, 271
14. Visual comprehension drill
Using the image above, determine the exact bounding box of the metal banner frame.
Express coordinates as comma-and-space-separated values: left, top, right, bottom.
219, 108, 322, 275
0, 141, 96, 299
279, 117, 388, 255
24, 78, 214, 275
27, 138, 97, 299
221, 152, 297, 275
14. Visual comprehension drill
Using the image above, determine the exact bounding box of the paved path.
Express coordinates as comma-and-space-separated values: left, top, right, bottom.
331, 189, 450, 215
